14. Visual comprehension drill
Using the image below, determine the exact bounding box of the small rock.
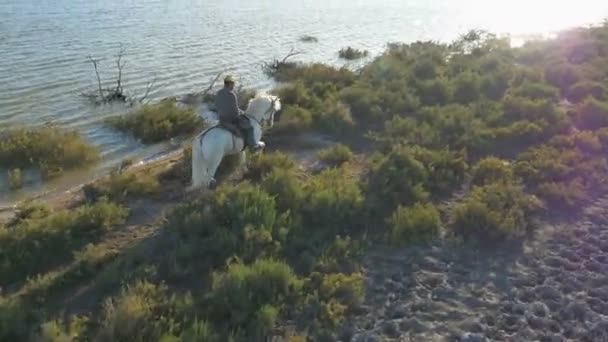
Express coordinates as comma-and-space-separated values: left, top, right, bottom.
399, 318, 429, 333
560, 301, 588, 322
459, 332, 487, 342
535, 285, 561, 301
387, 304, 407, 319
530, 302, 550, 318
338, 323, 356, 342
587, 321, 608, 341
459, 319, 484, 333
381, 321, 400, 338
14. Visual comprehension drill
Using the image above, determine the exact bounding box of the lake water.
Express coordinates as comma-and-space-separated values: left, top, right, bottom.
1, 0, 607, 201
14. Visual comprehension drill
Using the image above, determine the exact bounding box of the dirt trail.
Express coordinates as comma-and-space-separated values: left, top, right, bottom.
346, 197, 608, 342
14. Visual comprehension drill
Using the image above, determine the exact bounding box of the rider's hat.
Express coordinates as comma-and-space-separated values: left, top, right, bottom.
224, 75, 235, 84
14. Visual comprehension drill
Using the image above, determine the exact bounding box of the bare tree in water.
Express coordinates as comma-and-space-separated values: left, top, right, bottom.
82, 45, 157, 106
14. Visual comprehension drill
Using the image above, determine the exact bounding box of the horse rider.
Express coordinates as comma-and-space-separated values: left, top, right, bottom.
215, 75, 262, 151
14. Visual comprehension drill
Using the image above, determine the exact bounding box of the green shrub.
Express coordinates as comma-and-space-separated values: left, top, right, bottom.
566, 81, 607, 103
416, 78, 451, 106
0, 125, 100, 179
318, 272, 364, 309
167, 183, 285, 267
273, 105, 313, 133
83, 170, 160, 203
106, 100, 203, 144
471, 157, 514, 186
413, 59, 439, 80
366, 146, 429, 215
94, 281, 188, 342
245, 151, 298, 181
315, 101, 355, 135
206, 258, 302, 335
388, 203, 441, 245
260, 168, 306, 213
409, 146, 468, 195
451, 71, 481, 104
302, 167, 364, 237
502, 96, 562, 125
8, 201, 51, 227
338, 47, 369, 60
339, 85, 384, 121
480, 71, 510, 100
7, 169, 23, 190
544, 62, 584, 92
0, 200, 128, 284
300, 271, 365, 329
274, 63, 356, 88
317, 144, 354, 166
450, 182, 542, 241
577, 97, 608, 130
537, 179, 588, 211
510, 82, 560, 101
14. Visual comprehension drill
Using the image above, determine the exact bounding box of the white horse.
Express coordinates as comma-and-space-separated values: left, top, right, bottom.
189, 93, 281, 190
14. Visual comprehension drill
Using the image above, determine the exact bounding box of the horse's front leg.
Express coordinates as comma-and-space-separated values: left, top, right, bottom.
239, 151, 247, 171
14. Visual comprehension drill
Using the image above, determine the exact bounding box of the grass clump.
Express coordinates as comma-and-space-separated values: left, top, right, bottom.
206, 258, 302, 338
245, 151, 298, 181
388, 203, 441, 245
317, 144, 354, 166
338, 47, 369, 60
299, 35, 319, 43
83, 170, 161, 203
0, 125, 99, 179
106, 99, 203, 144
471, 157, 514, 186
450, 182, 542, 242
0, 200, 128, 285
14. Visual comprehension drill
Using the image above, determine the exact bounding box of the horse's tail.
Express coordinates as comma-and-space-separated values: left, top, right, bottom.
191, 132, 206, 187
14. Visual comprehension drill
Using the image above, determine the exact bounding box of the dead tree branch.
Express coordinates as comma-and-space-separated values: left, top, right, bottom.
82, 46, 155, 106
262, 47, 303, 77
87, 56, 104, 98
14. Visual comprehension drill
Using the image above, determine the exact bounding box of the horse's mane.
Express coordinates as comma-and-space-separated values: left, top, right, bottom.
245, 93, 282, 118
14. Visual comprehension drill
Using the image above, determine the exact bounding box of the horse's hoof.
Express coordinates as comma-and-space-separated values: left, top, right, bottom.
208, 179, 217, 190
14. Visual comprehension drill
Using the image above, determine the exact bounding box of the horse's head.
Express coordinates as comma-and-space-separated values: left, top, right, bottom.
245, 94, 281, 128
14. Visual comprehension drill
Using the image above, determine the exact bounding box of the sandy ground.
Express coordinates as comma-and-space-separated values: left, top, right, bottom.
342, 197, 608, 342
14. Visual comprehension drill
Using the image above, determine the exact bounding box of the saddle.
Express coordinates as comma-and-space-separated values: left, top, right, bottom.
216, 121, 245, 138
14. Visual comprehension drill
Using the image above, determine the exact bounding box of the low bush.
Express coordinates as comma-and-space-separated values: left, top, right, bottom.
272, 105, 313, 133
260, 168, 306, 213
0, 200, 128, 284
83, 170, 161, 203
94, 280, 197, 342
566, 81, 607, 103
338, 47, 369, 60
509, 82, 560, 101
471, 157, 514, 186
7, 201, 51, 227
365, 146, 429, 217
577, 97, 608, 130
451, 71, 481, 104
106, 99, 203, 144
388, 203, 441, 245
301, 167, 364, 238
245, 151, 298, 181
317, 144, 354, 166
0, 125, 100, 179
206, 258, 302, 337
315, 101, 355, 136
450, 182, 542, 241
